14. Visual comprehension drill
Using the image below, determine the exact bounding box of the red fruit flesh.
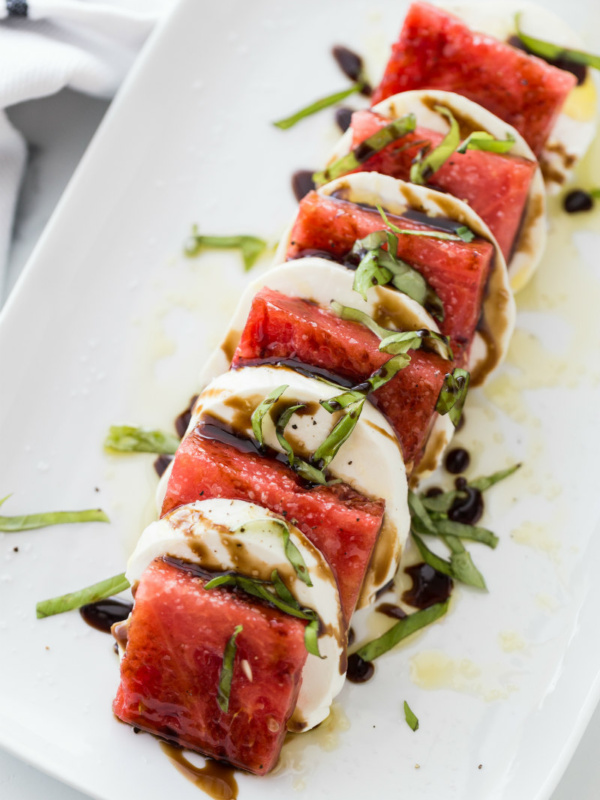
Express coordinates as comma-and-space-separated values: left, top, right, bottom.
371, 1, 576, 155
286, 191, 494, 365
348, 109, 537, 261
232, 287, 448, 469
113, 558, 308, 775
161, 431, 385, 621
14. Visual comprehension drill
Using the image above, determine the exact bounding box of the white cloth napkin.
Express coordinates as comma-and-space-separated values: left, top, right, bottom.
0, 0, 171, 299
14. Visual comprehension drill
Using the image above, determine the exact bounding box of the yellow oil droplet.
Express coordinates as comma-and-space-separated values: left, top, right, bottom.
409, 651, 514, 700
498, 630, 526, 653
511, 521, 560, 562
562, 75, 598, 123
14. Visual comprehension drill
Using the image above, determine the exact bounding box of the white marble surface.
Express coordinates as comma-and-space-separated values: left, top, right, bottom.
1, 88, 599, 799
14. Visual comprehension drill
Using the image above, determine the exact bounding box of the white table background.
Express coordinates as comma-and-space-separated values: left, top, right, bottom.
0, 87, 598, 800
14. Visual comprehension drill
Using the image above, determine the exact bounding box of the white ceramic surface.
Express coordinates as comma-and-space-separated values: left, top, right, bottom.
1, 1, 600, 799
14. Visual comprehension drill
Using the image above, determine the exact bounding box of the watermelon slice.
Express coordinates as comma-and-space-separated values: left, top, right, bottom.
113, 557, 307, 775
162, 429, 385, 621
286, 191, 494, 365
371, 1, 576, 155
347, 109, 537, 261
232, 287, 448, 469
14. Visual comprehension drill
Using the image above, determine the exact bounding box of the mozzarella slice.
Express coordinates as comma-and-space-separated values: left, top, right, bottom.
127, 498, 344, 731
326, 89, 546, 294
189, 364, 410, 609
444, 1, 597, 193
274, 172, 514, 388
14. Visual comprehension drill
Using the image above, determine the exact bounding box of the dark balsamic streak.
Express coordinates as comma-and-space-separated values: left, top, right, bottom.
80, 599, 132, 634
444, 447, 470, 475
292, 170, 316, 202
346, 652, 375, 683
508, 35, 587, 85
154, 454, 174, 478
402, 563, 452, 609
335, 106, 354, 133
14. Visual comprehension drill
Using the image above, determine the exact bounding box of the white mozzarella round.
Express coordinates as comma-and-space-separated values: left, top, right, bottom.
128, 498, 345, 731
325, 89, 546, 294
190, 364, 410, 609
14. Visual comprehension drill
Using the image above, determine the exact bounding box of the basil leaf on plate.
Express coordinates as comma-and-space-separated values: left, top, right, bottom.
104, 425, 180, 455
184, 228, 267, 271
273, 83, 363, 130
36, 573, 130, 619
0, 496, 109, 532
355, 600, 449, 662
313, 113, 417, 185
469, 464, 521, 493
217, 624, 243, 713
404, 701, 419, 732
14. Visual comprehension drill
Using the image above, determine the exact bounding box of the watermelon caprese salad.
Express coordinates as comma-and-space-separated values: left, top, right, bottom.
34, 0, 600, 785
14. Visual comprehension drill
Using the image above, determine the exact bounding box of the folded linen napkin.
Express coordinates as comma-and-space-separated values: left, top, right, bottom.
0, 0, 171, 301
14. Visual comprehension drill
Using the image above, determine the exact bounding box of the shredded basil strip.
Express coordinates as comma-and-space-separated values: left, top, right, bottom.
469, 463, 521, 493
404, 701, 419, 732
589, 188, 600, 199
273, 83, 363, 130
356, 600, 449, 662
418, 514, 499, 549
304, 619, 322, 658
0, 496, 109, 532
350, 224, 445, 320
331, 301, 391, 339
233, 518, 313, 587
217, 624, 243, 713
435, 368, 470, 426
274, 404, 329, 485
321, 355, 410, 411
515, 13, 600, 71
412, 530, 486, 589
184, 227, 267, 271
313, 113, 417, 185
410, 106, 461, 185
377, 203, 475, 244
456, 131, 516, 155
420, 464, 521, 514
313, 397, 366, 468
251, 384, 289, 448
36, 573, 130, 619
205, 571, 322, 657
104, 425, 180, 455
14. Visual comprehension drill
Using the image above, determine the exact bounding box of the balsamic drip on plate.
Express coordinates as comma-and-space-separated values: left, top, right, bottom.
332, 45, 372, 95
154, 454, 174, 478
402, 563, 453, 609
376, 602, 407, 620
335, 107, 354, 133
444, 447, 470, 474
449, 477, 484, 525
175, 395, 199, 438
563, 189, 595, 214
291, 170, 316, 202
80, 599, 132, 633
346, 653, 375, 683
161, 742, 239, 800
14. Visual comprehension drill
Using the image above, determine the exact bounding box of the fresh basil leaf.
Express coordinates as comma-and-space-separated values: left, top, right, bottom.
435, 368, 470, 427
515, 13, 600, 71
36, 573, 130, 619
233, 518, 313, 586
380, 329, 453, 361
404, 701, 419, 732
469, 464, 521, 493
0, 495, 109, 532
251, 384, 289, 448
443, 534, 487, 590
275, 403, 306, 467
304, 618, 323, 658
273, 83, 363, 130
184, 228, 267, 271
104, 425, 180, 455
271, 568, 300, 606
217, 624, 243, 713
273, 403, 329, 485
353, 249, 393, 301
313, 113, 417, 185
320, 389, 366, 414
410, 105, 461, 184
376, 203, 473, 245
356, 600, 449, 662
456, 131, 516, 155
205, 572, 315, 621
408, 490, 438, 534
411, 530, 455, 578
423, 518, 498, 549
420, 490, 462, 514
330, 301, 392, 339
590, 188, 600, 199
312, 397, 365, 468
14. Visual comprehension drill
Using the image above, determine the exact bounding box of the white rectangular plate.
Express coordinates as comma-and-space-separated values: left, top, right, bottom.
1, 1, 600, 798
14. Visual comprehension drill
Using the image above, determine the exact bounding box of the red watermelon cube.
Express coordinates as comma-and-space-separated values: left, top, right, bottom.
232, 287, 448, 470
162, 431, 385, 621
348, 109, 537, 261
287, 191, 494, 365
372, 1, 576, 155
113, 557, 308, 774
